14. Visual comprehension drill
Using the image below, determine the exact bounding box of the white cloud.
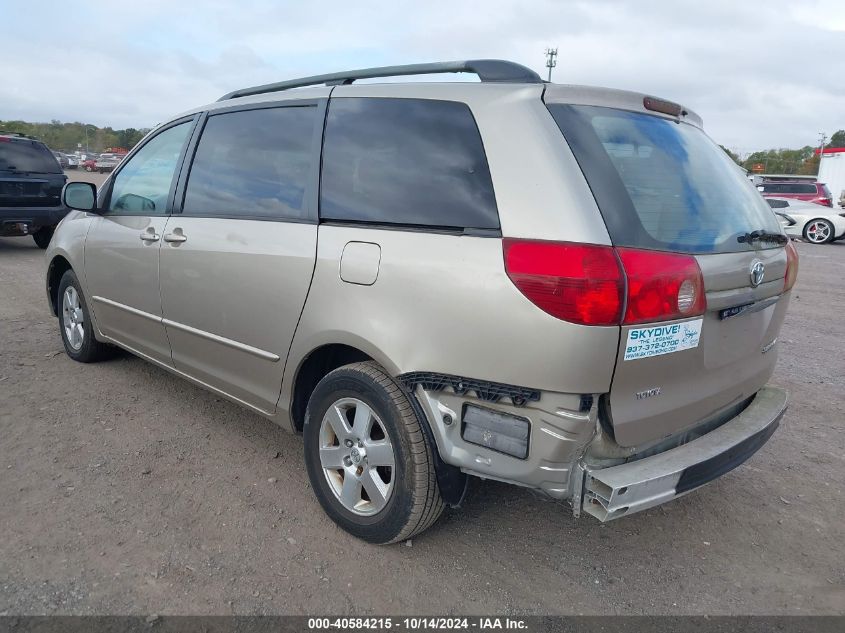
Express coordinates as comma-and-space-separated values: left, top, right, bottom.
0, 0, 842, 149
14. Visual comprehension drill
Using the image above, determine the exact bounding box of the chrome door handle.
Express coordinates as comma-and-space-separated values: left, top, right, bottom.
139, 231, 160, 242
163, 232, 187, 243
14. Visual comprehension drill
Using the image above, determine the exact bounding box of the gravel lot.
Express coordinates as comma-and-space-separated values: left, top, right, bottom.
0, 213, 843, 614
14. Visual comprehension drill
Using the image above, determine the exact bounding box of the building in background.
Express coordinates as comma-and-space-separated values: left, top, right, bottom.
817, 147, 845, 208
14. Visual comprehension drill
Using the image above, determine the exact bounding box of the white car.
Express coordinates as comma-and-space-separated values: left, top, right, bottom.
766, 197, 845, 244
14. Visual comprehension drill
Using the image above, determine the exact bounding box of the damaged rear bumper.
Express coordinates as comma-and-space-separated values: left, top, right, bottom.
575, 386, 787, 521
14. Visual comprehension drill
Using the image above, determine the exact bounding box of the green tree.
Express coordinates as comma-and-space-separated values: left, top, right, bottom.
719, 145, 741, 164
827, 130, 845, 149
742, 146, 815, 175
0, 119, 149, 153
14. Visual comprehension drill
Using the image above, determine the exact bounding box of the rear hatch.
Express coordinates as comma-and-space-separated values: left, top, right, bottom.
546, 98, 793, 447
0, 136, 66, 208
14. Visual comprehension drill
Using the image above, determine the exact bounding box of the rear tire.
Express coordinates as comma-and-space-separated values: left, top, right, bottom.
32, 227, 53, 249
57, 270, 113, 363
803, 218, 834, 244
303, 361, 444, 544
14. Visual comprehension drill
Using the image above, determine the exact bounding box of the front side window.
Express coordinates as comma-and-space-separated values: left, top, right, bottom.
108, 122, 191, 215
548, 105, 782, 253
320, 98, 499, 230
182, 106, 317, 221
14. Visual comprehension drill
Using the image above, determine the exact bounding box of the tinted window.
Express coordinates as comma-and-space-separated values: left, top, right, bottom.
108, 122, 191, 215
761, 182, 817, 194
182, 106, 317, 220
548, 105, 782, 253
766, 199, 789, 209
320, 98, 498, 229
0, 139, 62, 174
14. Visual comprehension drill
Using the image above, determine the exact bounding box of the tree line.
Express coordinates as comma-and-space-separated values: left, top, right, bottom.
721, 130, 845, 175
0, 120, 149, 154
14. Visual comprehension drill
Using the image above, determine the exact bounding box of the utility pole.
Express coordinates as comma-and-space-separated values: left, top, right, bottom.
818, 132, 827, 175
544, 48, 558, 82
85, 126, 94, 154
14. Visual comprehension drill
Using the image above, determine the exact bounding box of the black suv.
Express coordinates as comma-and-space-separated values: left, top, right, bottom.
1, 131, 69, 248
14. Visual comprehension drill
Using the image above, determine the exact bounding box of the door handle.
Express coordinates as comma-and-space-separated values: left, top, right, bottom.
139, 231, 160, 242
163, 232, 187, 243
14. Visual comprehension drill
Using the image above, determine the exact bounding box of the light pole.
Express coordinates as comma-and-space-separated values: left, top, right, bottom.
84, 125, 96, 154
544, 48, 558, 82
818, 132, 827, 175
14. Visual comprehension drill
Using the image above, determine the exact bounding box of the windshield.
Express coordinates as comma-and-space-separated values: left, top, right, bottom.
0, 138, 63, 174
547, 104, 783, 253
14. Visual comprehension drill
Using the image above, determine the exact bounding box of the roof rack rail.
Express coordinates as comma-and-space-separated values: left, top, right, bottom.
218, 59, 543, 101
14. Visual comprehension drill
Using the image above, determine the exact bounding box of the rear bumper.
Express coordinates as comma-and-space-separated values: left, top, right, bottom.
575, 386, 787, 521
1, 207, 69, 235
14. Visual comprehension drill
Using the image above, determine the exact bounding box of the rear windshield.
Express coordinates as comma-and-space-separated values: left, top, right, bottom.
0, 138, 63, 174
761, 182, 817, 194
547, 105, 782, 253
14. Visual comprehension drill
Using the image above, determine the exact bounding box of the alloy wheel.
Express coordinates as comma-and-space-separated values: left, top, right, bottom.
62, 286, 85, 350
806, 221, 831, 243
318, 398, 396, 516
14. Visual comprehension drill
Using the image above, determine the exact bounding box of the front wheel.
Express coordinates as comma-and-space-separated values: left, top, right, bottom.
32, 227, 53, 249
57, 270, 113, 363
803, 218, 834, 244
303, 362, 444, 544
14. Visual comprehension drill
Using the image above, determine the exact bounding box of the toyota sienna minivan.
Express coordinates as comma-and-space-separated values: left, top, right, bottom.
48, 60, 796, 543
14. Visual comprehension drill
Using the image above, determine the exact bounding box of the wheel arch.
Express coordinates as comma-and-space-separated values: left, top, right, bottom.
46, 254, 74, 316
287, 341, 468, 506
289, 343, 375, 433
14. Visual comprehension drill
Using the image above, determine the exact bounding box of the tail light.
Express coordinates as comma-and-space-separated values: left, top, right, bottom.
502, 240, 623, 326
784, 240, 799, 292
812, 197, 833, 207
503, 239, 706, 326
616, 248, 706, 324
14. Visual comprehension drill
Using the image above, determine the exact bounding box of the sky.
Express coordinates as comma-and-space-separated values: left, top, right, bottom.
2, 0, 843, 153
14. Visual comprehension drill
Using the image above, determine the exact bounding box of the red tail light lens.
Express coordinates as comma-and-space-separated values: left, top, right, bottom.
784, 240, 799, 291
617, 248, 706, 325
503, 240, 706, 326
502, 239, 623, 326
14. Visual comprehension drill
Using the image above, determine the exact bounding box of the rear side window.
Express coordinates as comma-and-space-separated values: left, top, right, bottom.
320, 98, 498, 230
0, 138, 62, 174
761, 182, 817, 194
183, 106, 317, 221
548, 105, 782, 253
766, 199, 789, 209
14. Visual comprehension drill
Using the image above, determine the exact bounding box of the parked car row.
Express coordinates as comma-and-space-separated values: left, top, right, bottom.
82, 152, 123, 173
52, 151, 79, 170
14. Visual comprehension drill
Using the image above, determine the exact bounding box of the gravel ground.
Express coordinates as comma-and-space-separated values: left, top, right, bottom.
0, 228, 843, 615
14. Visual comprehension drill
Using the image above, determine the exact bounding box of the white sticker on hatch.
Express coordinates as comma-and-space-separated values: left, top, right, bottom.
623, 319, 703, 361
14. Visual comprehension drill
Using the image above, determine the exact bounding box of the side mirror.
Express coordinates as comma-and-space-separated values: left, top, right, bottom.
62, 181, 98, 212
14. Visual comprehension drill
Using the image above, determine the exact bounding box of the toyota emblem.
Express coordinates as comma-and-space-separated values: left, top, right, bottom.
750, 260, 765, 287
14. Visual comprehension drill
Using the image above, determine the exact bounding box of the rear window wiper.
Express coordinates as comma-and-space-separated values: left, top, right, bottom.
737, 230, 788, 245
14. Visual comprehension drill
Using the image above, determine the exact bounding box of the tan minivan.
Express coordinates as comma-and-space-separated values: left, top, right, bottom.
48, 60, 796, 543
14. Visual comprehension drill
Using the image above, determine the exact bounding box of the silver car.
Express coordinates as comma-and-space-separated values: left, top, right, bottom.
47, 60, 796, 544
